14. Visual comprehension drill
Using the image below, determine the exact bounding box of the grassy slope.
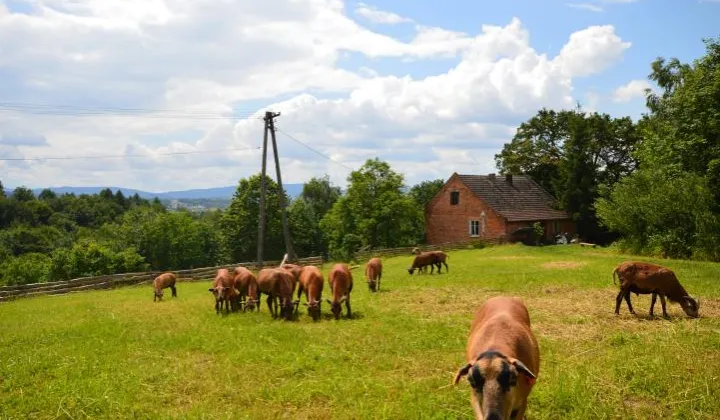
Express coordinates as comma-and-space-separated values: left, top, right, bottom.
1, 244, 719, 419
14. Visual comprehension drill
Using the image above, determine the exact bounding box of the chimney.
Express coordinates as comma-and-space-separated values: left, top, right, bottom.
488, 173, 495, 179
506, 174, 513, 184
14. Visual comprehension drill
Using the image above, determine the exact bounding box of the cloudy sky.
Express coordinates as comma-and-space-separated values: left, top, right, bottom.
0, 0, 718, 192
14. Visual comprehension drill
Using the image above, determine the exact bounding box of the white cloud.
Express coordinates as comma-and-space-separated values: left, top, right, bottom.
0, 1, 632, 191
566, 3, 604, 12
354, 2, 413, 24
612, 79, 652, 103
554, 25, 631, 77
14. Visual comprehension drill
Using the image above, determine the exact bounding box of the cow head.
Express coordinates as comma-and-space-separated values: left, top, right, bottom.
367, 278, 377, 292
680, 295, 700, 318
407, 267, 416, 275
304, 299, 322, 321
153, 288, 164, 301
453, 350, 537, 420
208, 286, 230, 301
326, 296, 346, 320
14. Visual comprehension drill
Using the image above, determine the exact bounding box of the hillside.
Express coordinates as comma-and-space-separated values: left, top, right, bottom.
28, 184, 305, 200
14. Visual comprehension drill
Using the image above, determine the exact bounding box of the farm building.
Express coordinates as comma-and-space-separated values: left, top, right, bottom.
425, 173, 575, 244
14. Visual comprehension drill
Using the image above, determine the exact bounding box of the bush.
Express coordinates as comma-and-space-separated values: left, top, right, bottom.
0, 253, 52, 286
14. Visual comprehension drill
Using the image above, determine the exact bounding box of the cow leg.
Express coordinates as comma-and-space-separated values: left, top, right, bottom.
377, 274, 381, 291
171, 285, 177, 298
615, 290, 624, 315
623, 290, 635, 315
659, 293, 669, 318
345, 295, 352, 319
436, 262, 442, 274
649, 292, 657, 319
266, 295, 275, 318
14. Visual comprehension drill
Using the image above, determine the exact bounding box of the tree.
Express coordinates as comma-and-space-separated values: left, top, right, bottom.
409, 179, 445, 208
38, 189, 57, 201
320, 158, 422, 259
221, 174, 288, 262
300, 175, 342, 219
495, 107, 640, 243
0, 180, 5, 198
11, 187, 35, 202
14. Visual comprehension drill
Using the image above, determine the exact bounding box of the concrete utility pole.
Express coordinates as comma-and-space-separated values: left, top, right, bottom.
257, 111, 297, 268
268, 113, 298, 263
256, 112, 271, 268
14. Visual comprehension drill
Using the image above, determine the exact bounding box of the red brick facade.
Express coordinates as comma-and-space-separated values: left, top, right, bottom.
425, 173, 575, 244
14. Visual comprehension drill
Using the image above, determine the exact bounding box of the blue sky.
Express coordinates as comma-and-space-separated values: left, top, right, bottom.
0, 0, 718, 191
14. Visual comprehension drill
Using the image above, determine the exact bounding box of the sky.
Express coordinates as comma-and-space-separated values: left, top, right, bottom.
0, 0, 719, 192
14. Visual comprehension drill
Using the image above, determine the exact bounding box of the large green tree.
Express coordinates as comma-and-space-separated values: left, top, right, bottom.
288, 175, 341, 258
221, 174, 288, 262
597, 36, 720, 259
495, 107, 640, 242
320, 158, 422, 259
409, 179, 445, 209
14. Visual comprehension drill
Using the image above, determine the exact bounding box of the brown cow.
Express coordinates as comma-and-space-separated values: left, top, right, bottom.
613, 261, 700, 318
453, 296, 540, 420
233, 267, 259, 312
326, 263, 354, 320
257, 268, 297, 320
297, 265, 324, 321
281, 263, 302, 296
365, 257, 382, 292
208, 268, 234, 315
152, 272, 177, 302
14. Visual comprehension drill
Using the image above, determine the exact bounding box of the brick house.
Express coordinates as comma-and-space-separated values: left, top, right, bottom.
425, 173, 575, 244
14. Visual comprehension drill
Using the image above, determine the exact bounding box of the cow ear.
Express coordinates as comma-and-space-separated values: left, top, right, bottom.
453, 363, 472, 385
510, 358, 536, 380
208, 288, 214, 292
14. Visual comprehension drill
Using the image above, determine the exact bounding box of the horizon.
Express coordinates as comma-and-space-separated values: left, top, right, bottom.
1, 1, 718, 191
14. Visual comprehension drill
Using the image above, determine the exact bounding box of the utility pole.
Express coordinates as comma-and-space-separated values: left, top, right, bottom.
256, 110, 297, 268
256, 112, 271, 268
268, 113, 297, 263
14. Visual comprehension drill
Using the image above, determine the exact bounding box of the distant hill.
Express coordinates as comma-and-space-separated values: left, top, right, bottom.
30, 184, 305, 200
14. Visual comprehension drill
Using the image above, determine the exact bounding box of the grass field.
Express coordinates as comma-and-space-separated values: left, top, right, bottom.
2, 244, 720, 419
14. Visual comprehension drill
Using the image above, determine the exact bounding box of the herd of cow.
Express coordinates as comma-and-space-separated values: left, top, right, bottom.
150, 250, 702, 420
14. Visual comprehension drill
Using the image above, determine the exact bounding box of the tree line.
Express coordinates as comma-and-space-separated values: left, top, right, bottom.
0, 159, 444, 286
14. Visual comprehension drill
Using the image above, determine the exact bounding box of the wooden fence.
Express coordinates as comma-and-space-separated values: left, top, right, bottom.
0, 255, 324, 303
354, 237, 506, 261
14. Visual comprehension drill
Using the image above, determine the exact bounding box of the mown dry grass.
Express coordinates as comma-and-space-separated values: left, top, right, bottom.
1, 244, 719, 419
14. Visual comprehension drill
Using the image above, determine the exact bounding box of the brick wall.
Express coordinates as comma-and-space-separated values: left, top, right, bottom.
425, 176, 506, 244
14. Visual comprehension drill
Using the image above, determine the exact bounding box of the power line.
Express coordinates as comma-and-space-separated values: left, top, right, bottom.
0, 102, 266, 120
275, 128, 354, 171
0, 147, 261, 162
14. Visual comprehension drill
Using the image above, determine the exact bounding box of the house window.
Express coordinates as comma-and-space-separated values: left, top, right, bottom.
469, 220, 480, 237
450, 191, 459, 205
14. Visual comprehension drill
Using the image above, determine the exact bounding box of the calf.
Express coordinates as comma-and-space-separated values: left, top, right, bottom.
613, 261, 700, 318
233, 267, 259, 312
326, 263, 354, 320
297, 265, 324, 321
257, 268, 296, 320
208, 268, 234, 315
453, 296, 540, 420
152, 272, 177, 302
365, 257, 383, 292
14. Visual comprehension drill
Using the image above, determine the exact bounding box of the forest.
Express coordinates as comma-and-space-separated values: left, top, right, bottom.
1, 36, 719, 286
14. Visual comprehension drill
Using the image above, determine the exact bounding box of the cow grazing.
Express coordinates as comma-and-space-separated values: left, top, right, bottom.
233, 267, 259, 312
208, 268, 234, 315
408, 251, 448, 275
257, 268, 297, 320
613, 261, 700, 318
153, 272, 177, 302
365, 257, 383, 292
297, 265, 324, 321
326, 263, 354, 320
453, 296, 540, 420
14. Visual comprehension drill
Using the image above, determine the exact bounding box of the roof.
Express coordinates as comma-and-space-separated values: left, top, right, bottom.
455, 174, 570, 222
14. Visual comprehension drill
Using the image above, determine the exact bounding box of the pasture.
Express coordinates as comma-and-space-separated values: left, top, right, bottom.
1, 244, 720, 419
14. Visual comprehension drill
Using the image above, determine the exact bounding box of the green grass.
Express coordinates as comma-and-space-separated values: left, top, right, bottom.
1, 244, 720, 419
